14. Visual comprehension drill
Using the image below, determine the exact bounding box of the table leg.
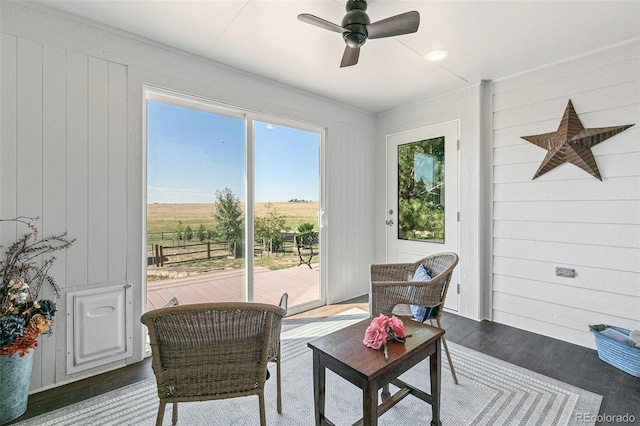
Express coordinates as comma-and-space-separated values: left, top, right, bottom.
312, 351, 326, 426
363, 381, 378, 426
430, 339, 442, 426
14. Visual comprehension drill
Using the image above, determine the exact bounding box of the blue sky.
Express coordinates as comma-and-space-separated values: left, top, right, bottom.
147, 101, 320, 203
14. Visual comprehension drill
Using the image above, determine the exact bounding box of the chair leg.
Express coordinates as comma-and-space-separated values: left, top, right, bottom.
258, 392, 267, 426
381, 384, 391, 401
156, 402, 165, 426
441, 335, 459, 385
276, 349, 283, 413
431, 318, 459, 385
172, 402, 178, 425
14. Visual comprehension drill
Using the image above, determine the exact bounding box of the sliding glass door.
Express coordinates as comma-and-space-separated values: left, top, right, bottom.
144, 90, 323, 314
253, 121, 321, 308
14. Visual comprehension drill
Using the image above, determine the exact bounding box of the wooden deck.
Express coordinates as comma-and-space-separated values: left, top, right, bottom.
146, 264, 320, 311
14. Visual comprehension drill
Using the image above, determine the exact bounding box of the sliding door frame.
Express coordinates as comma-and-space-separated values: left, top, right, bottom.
142, 86, 327, 316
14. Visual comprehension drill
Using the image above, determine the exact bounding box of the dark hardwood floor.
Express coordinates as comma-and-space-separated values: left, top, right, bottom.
10, 295, 639, 425
440, 310, 640, 425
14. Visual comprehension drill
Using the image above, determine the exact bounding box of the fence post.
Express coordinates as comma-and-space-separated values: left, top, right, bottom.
159, 245, 164, 267
154, 244, 159, 267
207, 241, 211, 259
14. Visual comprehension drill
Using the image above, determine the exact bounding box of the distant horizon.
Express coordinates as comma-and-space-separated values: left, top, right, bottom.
147, 200, 318, 205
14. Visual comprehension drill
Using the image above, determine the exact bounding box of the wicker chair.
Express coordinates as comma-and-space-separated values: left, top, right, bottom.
141, 296, 287, 426
370, 252, 459, 384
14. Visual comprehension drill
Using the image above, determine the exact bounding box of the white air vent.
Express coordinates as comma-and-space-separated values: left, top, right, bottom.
66, 283, 132, 374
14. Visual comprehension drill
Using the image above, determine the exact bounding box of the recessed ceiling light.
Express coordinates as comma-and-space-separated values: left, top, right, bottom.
424, 49, 450, 62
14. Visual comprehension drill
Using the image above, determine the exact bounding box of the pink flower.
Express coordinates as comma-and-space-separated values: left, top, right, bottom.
371, 313, 389, 329
388, 316, 406, 339
363, 323, 388, 350
362, 314, 411, 359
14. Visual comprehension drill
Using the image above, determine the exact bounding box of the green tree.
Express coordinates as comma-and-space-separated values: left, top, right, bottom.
297, 222, 315, 233
297, 222, 316, 245
397, 137, 445, 241
197, 224, 207, 242
175, 220, 183, 241
255, 203, 287, 253
398, 198, 443, 240
184, 225, 194, 241
212, 187, 244, 257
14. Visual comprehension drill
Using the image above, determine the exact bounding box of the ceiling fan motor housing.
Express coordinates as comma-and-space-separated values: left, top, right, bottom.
343, 24, 368, 48
342, 1, 370, 48
298, 0, 419, 67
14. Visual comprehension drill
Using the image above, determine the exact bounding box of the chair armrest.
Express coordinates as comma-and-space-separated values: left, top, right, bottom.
163, 297, 179, 308
278, 293, 288, 314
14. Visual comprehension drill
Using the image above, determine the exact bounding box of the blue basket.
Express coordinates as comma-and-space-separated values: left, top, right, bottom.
589, 325, 640, 378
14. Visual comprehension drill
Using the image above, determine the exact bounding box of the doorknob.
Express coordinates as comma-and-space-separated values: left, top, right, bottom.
385, 219, 394, 226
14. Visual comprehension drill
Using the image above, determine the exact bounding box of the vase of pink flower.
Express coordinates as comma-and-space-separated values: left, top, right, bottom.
362, 313, 409, 359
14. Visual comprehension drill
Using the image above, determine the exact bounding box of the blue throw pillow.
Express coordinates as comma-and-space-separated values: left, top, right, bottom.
410, 264, 437, 322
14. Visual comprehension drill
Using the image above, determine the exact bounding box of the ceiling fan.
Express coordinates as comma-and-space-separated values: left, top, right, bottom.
298, 0, 420, 68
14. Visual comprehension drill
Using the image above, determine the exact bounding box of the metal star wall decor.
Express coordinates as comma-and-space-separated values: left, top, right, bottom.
521, 100, 634, 180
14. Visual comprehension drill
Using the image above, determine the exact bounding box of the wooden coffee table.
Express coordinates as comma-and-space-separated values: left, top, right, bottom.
307, 316, 444, 426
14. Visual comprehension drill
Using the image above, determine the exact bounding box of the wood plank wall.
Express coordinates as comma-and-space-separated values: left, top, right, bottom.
0, 33, 128, 389
491, 40, 640, 348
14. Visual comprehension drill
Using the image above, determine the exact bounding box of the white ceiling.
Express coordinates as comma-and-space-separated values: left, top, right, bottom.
35, 0, 640, 113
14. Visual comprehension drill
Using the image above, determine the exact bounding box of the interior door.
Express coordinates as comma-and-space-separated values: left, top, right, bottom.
386, 121, 459, 311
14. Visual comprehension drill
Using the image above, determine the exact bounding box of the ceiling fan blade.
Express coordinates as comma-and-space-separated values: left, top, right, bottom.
298, 13, 344, 33
367, 11, 420, 39
340, 46, 360, 68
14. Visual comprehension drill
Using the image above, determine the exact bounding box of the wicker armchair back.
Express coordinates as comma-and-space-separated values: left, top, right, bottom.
369, 252, 459, 384
370, 252, 459, 317
141, 299, 286, 426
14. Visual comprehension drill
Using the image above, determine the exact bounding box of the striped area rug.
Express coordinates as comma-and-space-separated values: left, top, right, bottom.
15, 309, 601, 425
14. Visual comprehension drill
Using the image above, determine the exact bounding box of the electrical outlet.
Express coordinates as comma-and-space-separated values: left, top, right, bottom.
555, 267, 575, 278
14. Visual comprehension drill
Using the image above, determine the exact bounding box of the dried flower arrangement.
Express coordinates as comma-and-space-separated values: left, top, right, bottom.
0, 217, 75, 358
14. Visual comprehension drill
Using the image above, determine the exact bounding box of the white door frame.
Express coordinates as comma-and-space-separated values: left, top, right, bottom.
385, 120, 460, 311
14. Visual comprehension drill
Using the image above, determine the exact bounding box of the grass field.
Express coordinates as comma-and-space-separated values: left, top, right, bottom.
147, 201, 319, 234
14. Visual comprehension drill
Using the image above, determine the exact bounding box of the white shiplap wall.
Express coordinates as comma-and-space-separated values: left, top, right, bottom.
327, 123, 376, 303
491, 40, 640, 348
0, 34, 128, 389
1, 1, 376, 392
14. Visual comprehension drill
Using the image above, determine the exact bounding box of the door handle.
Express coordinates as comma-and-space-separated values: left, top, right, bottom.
385, 219, 394, 226
319, 210, 327, 228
